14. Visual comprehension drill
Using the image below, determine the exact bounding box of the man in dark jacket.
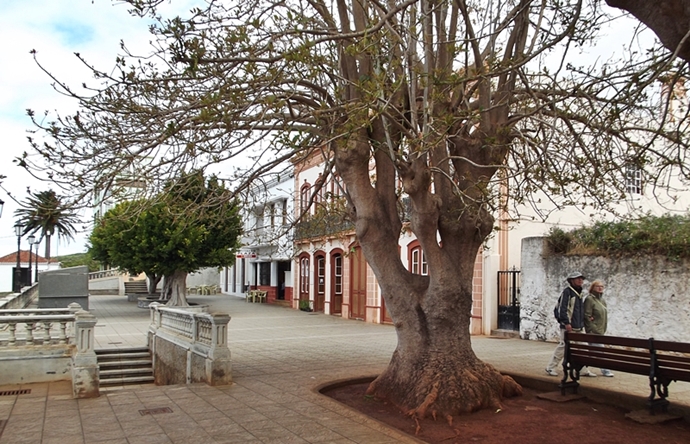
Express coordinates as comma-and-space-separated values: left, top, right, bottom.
545, 271, 596, 377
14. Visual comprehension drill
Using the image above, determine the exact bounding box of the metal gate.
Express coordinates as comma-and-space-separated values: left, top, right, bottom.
497, 267, 521, 331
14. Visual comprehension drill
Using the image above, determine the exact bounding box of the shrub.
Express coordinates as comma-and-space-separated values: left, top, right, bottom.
544, 214, 690, 260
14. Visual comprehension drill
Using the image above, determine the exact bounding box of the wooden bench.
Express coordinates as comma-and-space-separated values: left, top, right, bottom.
561, 331, 690, 413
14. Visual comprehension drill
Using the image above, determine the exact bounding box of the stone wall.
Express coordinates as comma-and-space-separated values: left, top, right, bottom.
520, 236, 690, 343
148, 304, 231, 386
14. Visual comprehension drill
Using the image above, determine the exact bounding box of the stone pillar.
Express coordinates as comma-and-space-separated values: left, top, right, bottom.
205, 313, 232, 386
72, 310, 99, 398
482, 251, 501, 335
270, 261, 278, 287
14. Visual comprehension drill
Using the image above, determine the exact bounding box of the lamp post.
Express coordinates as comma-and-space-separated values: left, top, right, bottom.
27, 234, 35, 286
14, 223, 22, 293
0, 198, 4, 218
32, 237, 41, 283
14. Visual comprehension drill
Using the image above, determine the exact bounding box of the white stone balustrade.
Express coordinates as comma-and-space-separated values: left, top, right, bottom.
0, 303, 82, 347
148, 303, 231, 386
0, 303, 99, 398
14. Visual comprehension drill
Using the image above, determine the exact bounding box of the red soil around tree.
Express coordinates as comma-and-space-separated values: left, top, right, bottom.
322, 381, 690, 444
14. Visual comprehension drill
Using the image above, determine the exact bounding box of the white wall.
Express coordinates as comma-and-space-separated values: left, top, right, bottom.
520, 236, 690, 343
0, 262, 59, 293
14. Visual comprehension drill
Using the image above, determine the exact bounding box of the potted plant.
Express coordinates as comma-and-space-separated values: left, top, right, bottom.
299, 299, 313, 312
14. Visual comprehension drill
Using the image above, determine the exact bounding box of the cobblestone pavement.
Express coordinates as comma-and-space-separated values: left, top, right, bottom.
0, 294, 688, 443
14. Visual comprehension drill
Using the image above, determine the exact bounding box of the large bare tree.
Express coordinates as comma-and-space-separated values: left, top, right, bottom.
22, 0, 690, 418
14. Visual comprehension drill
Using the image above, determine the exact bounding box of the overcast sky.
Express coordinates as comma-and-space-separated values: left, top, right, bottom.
0, 0, 204, 258
0, 1, 650, 260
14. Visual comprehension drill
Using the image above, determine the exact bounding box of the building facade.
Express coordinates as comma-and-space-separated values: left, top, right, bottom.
220, 174, 294, 304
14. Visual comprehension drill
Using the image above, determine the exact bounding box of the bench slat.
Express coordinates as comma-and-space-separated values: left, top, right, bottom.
654, 340, 690, 354
568, 332, 650, 348
570, 348, 651, 365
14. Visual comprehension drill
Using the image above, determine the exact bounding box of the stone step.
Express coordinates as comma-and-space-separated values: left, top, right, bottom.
100, 367, 153, 377
99, 359, 152, 369
490, 329, 520, 339
96, 346, 154, 386
96, 347, 149, 355
97, 352, 151, 361
100, 375, 155, 386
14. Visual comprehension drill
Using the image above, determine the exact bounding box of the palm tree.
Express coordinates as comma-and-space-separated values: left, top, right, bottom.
15, 190, 80, 263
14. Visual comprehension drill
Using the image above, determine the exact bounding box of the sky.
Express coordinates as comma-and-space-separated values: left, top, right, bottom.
0, 0, 204, 258
0, 1, 651, 260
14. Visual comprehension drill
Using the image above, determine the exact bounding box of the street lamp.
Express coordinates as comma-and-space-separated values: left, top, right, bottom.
27, 234, 35, 286
14, 223, 22, 293
32, 237, 41, 283
0, 198, 4, 218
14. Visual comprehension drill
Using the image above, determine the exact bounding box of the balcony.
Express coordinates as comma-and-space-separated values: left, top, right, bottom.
294, 212, 354, 240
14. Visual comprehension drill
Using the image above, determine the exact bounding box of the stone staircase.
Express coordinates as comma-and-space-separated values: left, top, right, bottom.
96, 347, 155, 387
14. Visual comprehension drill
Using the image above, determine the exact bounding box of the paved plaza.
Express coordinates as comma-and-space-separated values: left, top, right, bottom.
0, 294, 688, 443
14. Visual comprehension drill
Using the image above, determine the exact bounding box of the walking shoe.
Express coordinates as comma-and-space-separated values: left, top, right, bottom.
581, 370, 597, 377
601, 370, 614, 377
545, 368, 559, 377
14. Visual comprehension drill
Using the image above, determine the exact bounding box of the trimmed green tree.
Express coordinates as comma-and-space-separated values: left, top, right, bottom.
90, 172, 242, 305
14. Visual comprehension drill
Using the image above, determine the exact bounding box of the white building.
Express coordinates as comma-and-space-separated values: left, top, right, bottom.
0, 250, 59, 293
220, 174, 295, 303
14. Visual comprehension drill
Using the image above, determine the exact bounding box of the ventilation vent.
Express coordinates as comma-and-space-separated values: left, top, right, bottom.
0, 389, 31, 396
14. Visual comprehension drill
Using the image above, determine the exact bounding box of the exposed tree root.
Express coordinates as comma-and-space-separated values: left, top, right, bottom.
501, 375, 523, 398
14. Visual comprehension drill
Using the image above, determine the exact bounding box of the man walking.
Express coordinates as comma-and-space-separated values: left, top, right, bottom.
545, 271, 596, 377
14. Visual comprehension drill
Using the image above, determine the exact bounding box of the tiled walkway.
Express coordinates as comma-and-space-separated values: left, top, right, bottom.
0, 294, 688, 443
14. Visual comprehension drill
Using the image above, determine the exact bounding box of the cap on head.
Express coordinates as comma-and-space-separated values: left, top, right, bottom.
567, 271, 585, 280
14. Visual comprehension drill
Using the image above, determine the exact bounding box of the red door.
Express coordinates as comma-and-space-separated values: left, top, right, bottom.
350, 246, 366, 320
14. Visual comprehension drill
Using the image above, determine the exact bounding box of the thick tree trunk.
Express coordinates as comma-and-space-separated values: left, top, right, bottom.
333, 130, 521, 419
364, 250, 521, 419
164, 270, 189, 307
146, 273, 161, 295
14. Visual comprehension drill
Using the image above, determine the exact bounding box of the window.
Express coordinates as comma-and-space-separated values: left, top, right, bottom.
334, 254, 343, 294
300, 183, 311, 214
317, 256, 325, 294
300, 257, 310, 293
408, 242, 428, 275
281, 199, 288, 225
625, 165, 642, 195
255, 207, 264, 232
259, 262, 271, 286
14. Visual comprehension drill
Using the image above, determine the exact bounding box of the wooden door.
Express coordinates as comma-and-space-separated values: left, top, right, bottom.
350, 246, 366, 320
330, 252, 343, 314
299, 255, 310, 302
314, 255, 326, 312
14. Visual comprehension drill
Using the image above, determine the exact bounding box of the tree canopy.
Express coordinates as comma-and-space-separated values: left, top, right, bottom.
22, 0, 690, 417
90, 171, 242, 304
